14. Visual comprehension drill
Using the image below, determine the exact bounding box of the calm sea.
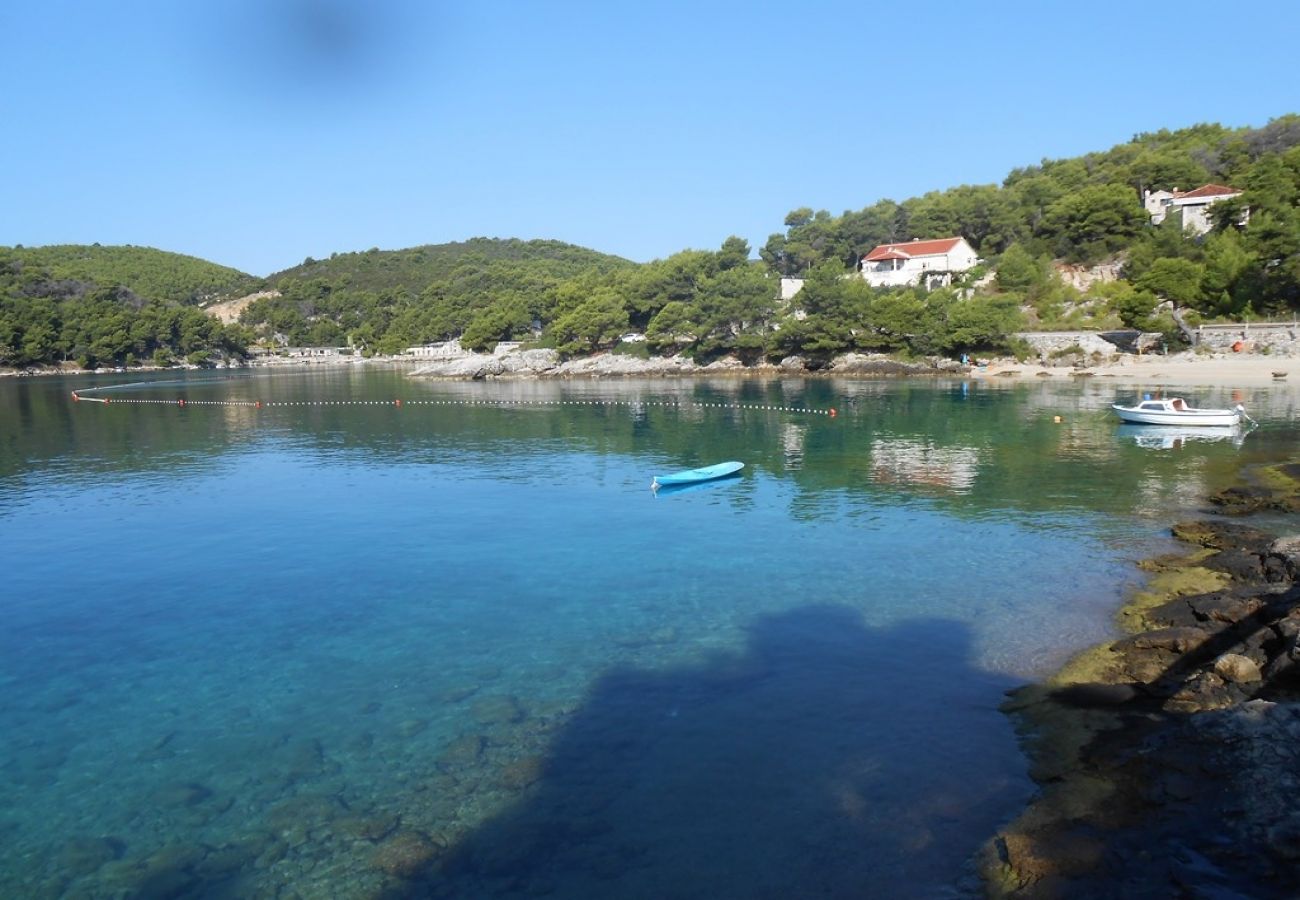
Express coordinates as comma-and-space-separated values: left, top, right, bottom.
3, 368, 1297, 899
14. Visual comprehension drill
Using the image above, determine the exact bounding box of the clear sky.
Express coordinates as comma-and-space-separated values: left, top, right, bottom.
2, 0, 1298, 276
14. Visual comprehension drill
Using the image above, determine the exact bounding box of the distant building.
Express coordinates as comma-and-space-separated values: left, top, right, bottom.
1143, 183, 1245, 236
860, 237, 979, 288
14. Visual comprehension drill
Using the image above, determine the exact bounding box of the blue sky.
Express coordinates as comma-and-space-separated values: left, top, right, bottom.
2, 0, 1298, 276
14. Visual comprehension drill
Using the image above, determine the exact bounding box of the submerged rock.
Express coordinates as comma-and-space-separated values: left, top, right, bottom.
471, 695, 525, 726
436, 734, 485, 770
55, 836, 125, 876
984, 487, 1300, 897
371, 830, 444, 879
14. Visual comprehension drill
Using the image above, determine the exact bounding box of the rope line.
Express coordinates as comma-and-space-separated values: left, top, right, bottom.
71, 391, 837, 416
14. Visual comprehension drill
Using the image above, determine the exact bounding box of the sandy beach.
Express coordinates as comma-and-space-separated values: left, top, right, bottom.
981, 352, 1297, 388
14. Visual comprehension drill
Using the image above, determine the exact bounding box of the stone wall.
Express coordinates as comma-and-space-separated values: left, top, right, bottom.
1195, 322, 1300, 355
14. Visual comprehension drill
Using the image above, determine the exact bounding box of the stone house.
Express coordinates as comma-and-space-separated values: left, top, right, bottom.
1143, 183, 1246, 236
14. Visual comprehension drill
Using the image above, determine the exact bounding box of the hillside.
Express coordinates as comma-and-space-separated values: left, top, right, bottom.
267, 237, 633, 294
0, 244, 260, 305
0, 248, 252, 370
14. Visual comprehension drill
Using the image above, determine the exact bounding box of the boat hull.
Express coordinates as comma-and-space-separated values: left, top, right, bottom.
652, 461, 745, 488
1111, 405, 1239, 427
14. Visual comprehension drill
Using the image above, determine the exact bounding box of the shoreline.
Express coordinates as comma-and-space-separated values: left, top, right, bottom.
981, 463, 1300, 897
4, 350, 1295, 389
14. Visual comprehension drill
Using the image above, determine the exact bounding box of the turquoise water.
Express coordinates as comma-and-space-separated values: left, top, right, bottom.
2, 369, 1295, 898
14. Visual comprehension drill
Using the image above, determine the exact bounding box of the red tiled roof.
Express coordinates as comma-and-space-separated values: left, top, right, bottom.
863, 237, 962, 262
1175, 183, 1241, 200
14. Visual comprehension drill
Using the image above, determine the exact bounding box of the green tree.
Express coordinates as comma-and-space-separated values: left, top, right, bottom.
1041, 184, 1146, 262
1136, 258, 1204, 310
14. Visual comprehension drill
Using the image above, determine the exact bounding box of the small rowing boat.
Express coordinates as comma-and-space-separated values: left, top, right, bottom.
651, 461, 744, 490
1111, 397, 1244, 427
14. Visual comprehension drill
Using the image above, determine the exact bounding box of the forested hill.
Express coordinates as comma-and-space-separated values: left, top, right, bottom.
240, 237, 638, 354
1, 244, 259, 305
268, 238, 632, 294
0, 245, 254, 369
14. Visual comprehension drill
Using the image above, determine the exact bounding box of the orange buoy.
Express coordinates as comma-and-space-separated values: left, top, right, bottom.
178, 398, 185, 406
395, 398, 402, 407
1232, 340, 1244, 352
829, 408, 837, 418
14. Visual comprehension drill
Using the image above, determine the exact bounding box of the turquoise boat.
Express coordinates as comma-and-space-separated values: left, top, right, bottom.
651, 461, 744, 490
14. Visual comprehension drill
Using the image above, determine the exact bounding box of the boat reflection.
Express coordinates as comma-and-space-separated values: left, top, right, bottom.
651, 474, 743, 497
1117, 423, 1251, 450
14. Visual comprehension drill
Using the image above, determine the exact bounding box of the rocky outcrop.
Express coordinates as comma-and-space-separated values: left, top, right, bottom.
983, 462, 1300, 898
409, 348, 957, 380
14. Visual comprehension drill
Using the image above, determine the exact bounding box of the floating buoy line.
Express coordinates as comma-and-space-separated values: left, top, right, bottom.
69, 380, 837, 417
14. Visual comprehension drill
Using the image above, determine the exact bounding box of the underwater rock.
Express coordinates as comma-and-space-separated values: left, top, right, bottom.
346, 731, 375, 755
1172, 519, 1275, 553
614, 626, 679, 648
150, 781, 212, 808
1210, 484, 1278, 514
264, 793, 343, 834
499, 755, 546, 791
439, 684, 481, 704
197, 837, 265, 880
471, 695, 525, 726
280, 737, 326, 779
436, 734, 485, 770
333, 812, 400, 843
984, 471, 1300, 898
395, 718, 429, 738
370, 830, 444, 879
55, 836, 125, 876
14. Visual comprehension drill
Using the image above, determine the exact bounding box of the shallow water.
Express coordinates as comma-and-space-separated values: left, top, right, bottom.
2, 369, 1296, 898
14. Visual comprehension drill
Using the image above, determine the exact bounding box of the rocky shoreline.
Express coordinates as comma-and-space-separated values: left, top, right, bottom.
406, 349, 968, 379
982, 463, 1300, 898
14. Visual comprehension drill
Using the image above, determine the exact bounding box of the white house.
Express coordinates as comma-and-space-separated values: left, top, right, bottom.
860, 237, 979, 288
1143, 183, 1245, 236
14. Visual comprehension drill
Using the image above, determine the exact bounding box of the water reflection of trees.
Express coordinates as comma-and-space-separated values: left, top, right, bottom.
5, 373, 1291, 524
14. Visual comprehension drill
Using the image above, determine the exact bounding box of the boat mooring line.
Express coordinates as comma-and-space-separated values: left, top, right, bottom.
70, 391, 837, 416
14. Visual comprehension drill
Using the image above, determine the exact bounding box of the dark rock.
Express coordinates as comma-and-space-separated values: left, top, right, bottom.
150, 782, 212, 808
1187, 592, 1266, 625
439, 684, 480, 704
1119, 626, 1212, 654
1267, 820, 1300, 860
1050, 682, 1141, 707
436, 734, 485, 770
472, 695, 525, 726
333, 813, 400, 843
1172, 520, 1274, 553
395, 718, 428, 738
371, 830, 443, 879
499, 755, 546, 791
1209, 485, 1276, 514
56, 836, 125, 876
1202, 549, 1267, 584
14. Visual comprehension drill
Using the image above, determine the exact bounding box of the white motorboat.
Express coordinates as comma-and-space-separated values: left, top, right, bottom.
1111, 397, 1244, 427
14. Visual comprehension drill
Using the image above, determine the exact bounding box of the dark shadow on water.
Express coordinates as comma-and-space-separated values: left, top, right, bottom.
398, 606, 1030, 899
